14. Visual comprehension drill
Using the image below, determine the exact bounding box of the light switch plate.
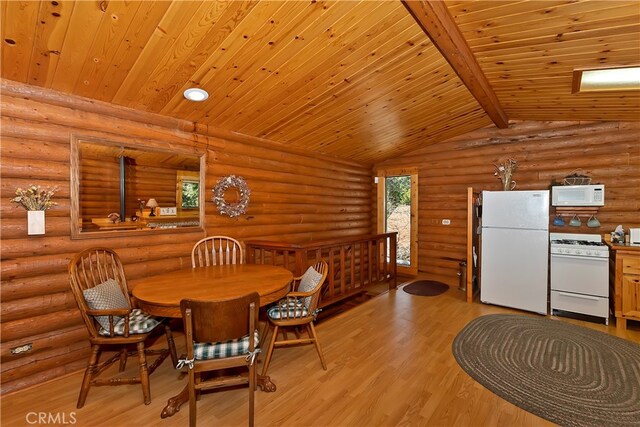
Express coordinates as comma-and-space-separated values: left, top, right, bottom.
159, 207, 177, 216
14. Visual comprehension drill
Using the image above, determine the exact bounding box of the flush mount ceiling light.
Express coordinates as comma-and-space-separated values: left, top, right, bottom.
572, 66, 640, 93
183, 88, 209, 101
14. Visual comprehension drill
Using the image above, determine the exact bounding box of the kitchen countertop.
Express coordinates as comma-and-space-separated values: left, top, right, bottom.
605, 241, 640, 252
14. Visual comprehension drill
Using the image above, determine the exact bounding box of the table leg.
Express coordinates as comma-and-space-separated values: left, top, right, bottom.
257, 374, 276, 392
160, 374, 277, 418
160, 385, 189, 418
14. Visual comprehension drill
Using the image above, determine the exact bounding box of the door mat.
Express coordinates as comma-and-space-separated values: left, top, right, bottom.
402, 280, 449, 296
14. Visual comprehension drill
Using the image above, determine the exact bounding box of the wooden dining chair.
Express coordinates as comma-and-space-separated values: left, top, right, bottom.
191, 236, 243, 267
261, 260, 329, 376
68, 247, 178, 408
180, 293, 260, 427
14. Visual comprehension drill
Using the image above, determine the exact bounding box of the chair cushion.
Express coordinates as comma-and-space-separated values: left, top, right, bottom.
267, 300, 310, 320
83, 278, 129, 331
193, 330, 260, 360
298, 266, 323, 308
98, 309, 161, 336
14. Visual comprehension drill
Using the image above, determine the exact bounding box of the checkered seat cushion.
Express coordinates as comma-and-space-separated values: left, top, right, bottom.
267, 300, 309, 320
193, 330, 260, 360
98, 309, 162, 336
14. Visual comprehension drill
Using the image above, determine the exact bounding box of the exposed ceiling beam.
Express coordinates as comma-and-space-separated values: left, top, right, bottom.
402, 0, 509, 128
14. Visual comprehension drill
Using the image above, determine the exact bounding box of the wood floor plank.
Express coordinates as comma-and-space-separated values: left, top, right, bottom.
1, 277, 638, 426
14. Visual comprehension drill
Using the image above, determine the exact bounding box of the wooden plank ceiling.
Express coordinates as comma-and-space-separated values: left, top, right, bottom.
1, 1, 639, 164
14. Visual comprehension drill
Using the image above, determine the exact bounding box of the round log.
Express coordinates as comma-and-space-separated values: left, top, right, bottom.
1, 291, 77, 322
1, 308, 83, 343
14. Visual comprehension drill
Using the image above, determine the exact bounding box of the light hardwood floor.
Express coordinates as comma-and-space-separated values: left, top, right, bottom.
2, 282, 638, 427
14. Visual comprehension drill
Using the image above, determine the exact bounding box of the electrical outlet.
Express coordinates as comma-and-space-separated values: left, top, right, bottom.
11, 343, 32, 355
159, 207, 177, 216
442, 219, 451, 225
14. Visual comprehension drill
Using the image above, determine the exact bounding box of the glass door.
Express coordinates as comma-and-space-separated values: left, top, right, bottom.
377, 168, 418, 275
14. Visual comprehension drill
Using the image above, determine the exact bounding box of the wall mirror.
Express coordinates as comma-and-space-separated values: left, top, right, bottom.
70, 135, 205, 239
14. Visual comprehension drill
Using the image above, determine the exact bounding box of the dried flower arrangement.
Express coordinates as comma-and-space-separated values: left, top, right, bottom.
10, 185, 58, 211
493, 158, 518, 191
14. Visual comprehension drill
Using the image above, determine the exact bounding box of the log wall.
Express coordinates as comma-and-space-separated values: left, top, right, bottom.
375, 120, 640, 286
0, 79, 373, 394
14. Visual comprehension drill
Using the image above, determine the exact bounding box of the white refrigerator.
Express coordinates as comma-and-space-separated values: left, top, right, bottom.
480, 190, 549, 315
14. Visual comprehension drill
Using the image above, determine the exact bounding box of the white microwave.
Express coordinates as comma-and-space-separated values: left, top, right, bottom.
551, 184, 604, 206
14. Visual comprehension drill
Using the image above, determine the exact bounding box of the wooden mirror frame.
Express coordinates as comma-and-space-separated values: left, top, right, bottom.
70, 135, 206, 239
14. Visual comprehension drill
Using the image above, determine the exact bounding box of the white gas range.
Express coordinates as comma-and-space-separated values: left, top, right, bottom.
550, 233, 609, 258
550, 233, 610, 324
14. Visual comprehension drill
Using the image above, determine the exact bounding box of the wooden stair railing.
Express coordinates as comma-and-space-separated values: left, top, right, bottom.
245, 233, 397, 308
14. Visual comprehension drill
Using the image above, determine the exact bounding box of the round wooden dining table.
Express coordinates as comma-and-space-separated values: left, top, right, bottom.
132, 264, 293, 318
131, 263, 293, 418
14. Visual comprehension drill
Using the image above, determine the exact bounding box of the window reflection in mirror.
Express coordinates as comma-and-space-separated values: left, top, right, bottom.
70, 136, 205, 239
177, 170, 200, 210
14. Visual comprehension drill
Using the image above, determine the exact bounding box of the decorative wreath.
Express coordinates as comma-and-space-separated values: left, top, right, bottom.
212, 175, 250, 218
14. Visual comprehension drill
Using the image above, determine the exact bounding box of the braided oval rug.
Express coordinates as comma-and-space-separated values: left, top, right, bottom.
452, 314, 640, 427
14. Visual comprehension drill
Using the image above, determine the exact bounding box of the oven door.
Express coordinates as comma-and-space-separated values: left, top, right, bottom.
550, 253, 608, 296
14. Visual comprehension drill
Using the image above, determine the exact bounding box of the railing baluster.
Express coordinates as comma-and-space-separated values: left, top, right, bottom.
382, 238, 388, 279
328, 248, 335, 300
368, 240, 373, 287
390, 234, 397, 288
295, 249, 304, 277
339, 246, 346, 296
350, 245, 355, 290
360, 242, 365, 288
375, 239, 380, 283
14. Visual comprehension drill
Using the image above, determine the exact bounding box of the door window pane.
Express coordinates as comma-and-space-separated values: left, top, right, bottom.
385, 175, 411, 266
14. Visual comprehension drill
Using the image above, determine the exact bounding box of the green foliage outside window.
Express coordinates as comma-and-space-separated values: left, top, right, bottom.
385, 176, 411, 218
